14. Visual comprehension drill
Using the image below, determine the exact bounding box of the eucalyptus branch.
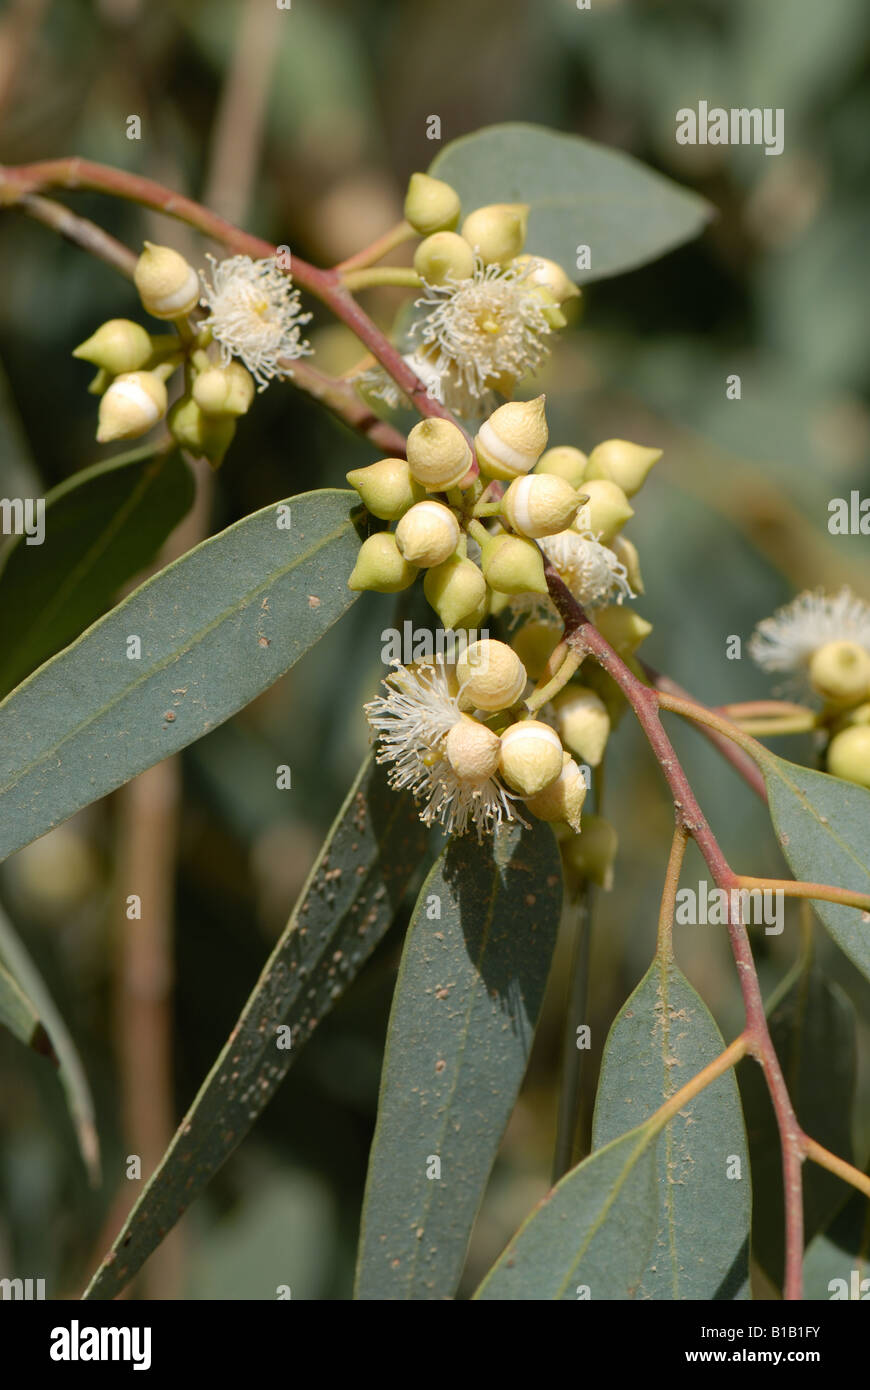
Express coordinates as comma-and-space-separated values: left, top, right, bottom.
737, 875, 870, 915
645, 668, 768, 802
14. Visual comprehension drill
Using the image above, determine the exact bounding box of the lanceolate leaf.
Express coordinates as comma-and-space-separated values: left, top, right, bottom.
802, 1176, 870, 1301
430, 123, 714, 285
738, 958, 856, 1289
83, 756, 429, 1300
0, 446, 195, 698
0, 954, 53, 1059
592, 961, 751, 1299
0, 488, 362, 864
475, 1126, 658, 1300
761, 755, 870, 981
355, 821, 562, 1301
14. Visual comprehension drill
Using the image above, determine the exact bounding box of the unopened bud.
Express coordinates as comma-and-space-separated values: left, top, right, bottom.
553, 687, 610, 767
413, 231, 475, 284
395, 500, 460, 567
480, 532, 548, 596
456, 638, 527, 711
346, 458, 425, 520
192, 362, 255, 417
97, 371, 167, 443
423, 554, 487, 629
475, 396, 548, 481
610, 534, 644, 594
445, 716, 501, 781
404, 172, 461, 235
347, 532, 417, 593
575, 479, 633, 544
510, 621, 561, 680
407, 417, 473, 490
594, 606, 652, 656
134, 242, 200, 320
512, 254, 580, 305
808, 640, 870, 706
461, 203, 529, 265
498, 719, 563, 796
584, 439, 661, 497
503, 474, 580, 538
167, 395, 235, 466
525, 753, 587, 832
535, 445, 587, 488
73, 319, 154, 374
826, 725, 870, 789
560, 815, 618, 890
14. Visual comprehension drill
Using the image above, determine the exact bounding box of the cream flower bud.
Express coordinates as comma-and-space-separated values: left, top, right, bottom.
610, 534, 644, 595
535, 445, 587, 488
461, 203, 529, 265
475, 396, 548, 481
512, 254, 581, 305
594, 607, 652, 656
395, 500, 460, 568
553, 687, 610, 767
560, 815, 618, 890
511, 621, 561, 680
808, 640, 870, 706
73, 319, 154, 374
480, 533, 548, 596
498, 719, 563, 797
524, 753, 587, 833
456, 638, 527, 711
134, 242, 200, 320
404, 173, 462, 235
503, 474, 580, 538
445, 716, 501, 781
168, 396, 235, 466
827, 725, 870, 788
584, 439, 662, 497
574, 479, 634, 544
347, 532, 417, 593
407, 417, 473, 490
423, 554, 487, 629
192, 362, 256, 417
97, 371, 167, 443
413, 231, 475, 284
346, 458, 425, 521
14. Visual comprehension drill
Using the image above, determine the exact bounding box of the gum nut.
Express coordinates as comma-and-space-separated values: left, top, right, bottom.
524, 753, 587, 832
404, 172, 461, 235
826, 725, 870, 788
808, 640, 870, 706
584, 439, 662, 497
534, 445, 588, 488
445, 716, 501, 781
503, 473, 580, 538
406, 417, 472, 490
553, 686, 610, 766
574, 479, 634, 544
456, 638, 528, 711
423, 554, 487, 629
413, 231, 475, 284
498, 720, 563, 796
347, 532, 418, 593
346, 458, 425, 520
395, 500, 460, 567
474, 396, 548, 481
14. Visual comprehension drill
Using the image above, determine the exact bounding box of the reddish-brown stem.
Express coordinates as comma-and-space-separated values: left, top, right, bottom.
545, 566, 806, 1299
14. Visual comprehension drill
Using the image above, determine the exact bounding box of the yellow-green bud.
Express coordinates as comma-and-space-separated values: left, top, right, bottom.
553, 687, 610, 767
456, 638, 527, 711
407, 417, 473, 490
584, 439, 662, 498
87, 368, 112, 396
347, 532, 417, 593
395, 500, 460, 567
192, 362, 255, 417
534, 445, 587, 488
73, 319, 154, 374
475, 396, 548, 481
594, 606, 652, 657
835, 702, 870, 730
445, 716, 501, 781
611, 534, 644, 595
827, 725, 870, 788
575, 479, 634, 544
502, 474, 580, 538
461, 203, 529, 265
346, 458, 425, 520
404, 172, 461, 234
498, 719, 563, 796
524, 752, 587, 833
413, 231, 475, 284
480, 532, 548, 596
134, 241, 200, 320
97, 371, 167, 443
510, 621, 561, 680
167, 395, 235, 466
560, 815, 618, 890
808, 640, 870, 706
512, 254, 580, 305
424, 554, 487, 629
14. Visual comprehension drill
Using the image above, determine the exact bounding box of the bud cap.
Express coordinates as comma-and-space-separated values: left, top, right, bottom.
395, 500, 460, 568
456, 638, 527, 711
445, 716, 501, 781
404, 173, 462, 235
407, 417, 473, 490
73, 319, 154, 374
97, 371, 167, 443
134, 242, 200, 320
585, 439, 661, 497
503, 474, 580, 538
498, 719, 563, 796
475, 396, 549, 481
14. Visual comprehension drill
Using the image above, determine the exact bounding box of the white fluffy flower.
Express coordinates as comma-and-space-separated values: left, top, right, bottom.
410, 258, 553, 407
539, 529, 633, 608
199, 254, 312, 390
749, 588, 870, 676
364, 659, 522, 839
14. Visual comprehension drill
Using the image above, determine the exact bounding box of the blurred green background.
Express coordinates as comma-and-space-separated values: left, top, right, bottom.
0, 0, 868, 1299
